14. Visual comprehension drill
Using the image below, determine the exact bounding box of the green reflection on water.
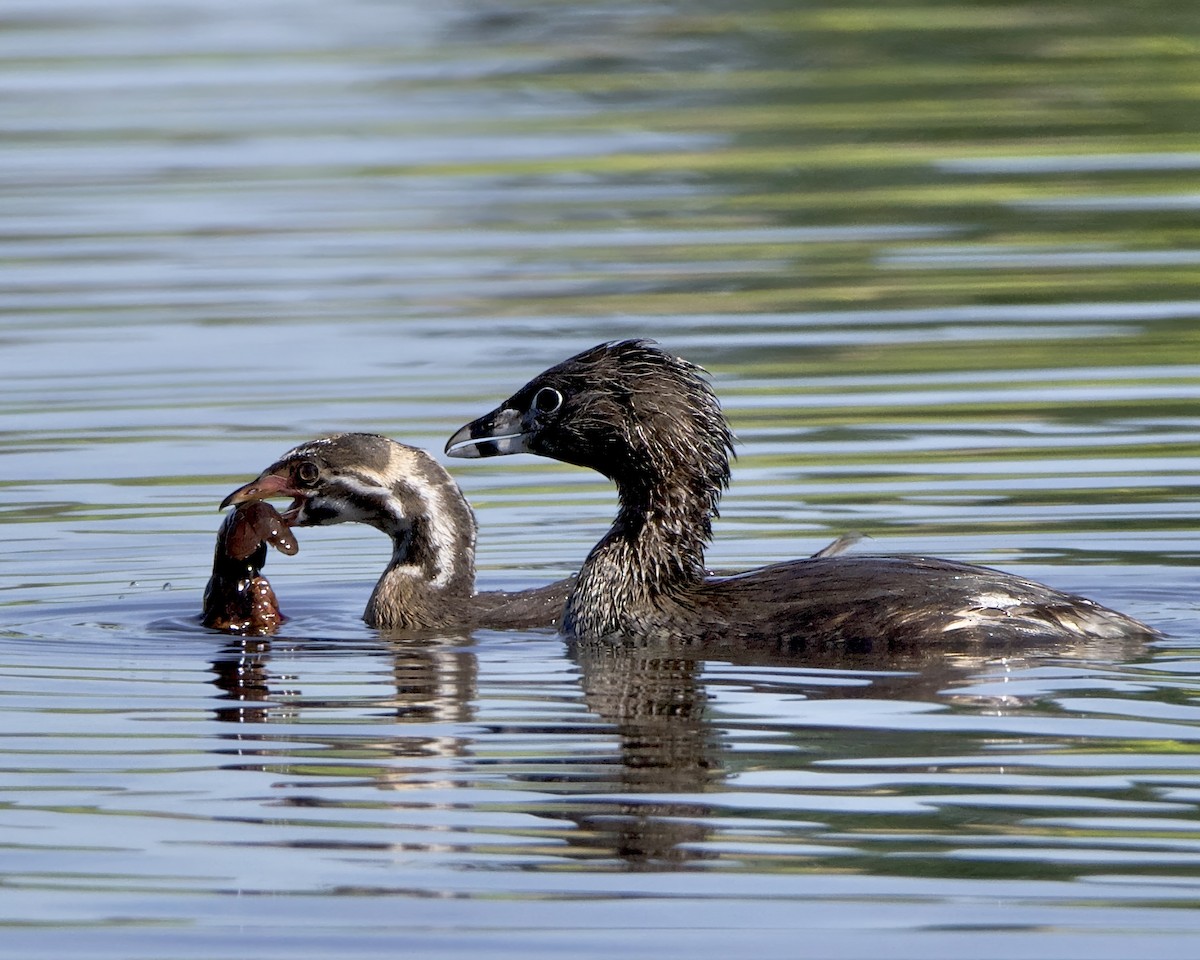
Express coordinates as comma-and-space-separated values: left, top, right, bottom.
380, 0, 1200, 322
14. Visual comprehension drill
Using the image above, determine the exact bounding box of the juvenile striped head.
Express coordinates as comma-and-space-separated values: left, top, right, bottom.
222, 433, 476, 593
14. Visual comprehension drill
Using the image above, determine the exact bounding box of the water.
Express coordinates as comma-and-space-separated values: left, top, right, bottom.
2, 0, 1200, 956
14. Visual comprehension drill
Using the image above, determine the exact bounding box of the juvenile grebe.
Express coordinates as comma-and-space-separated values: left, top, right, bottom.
202, 500, 297, 635
446, 339, 1157, 648
221, 433, 569, 631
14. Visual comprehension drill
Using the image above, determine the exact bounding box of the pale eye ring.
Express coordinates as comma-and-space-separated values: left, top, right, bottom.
297, 461, 320, 485
532, 386, 563, 414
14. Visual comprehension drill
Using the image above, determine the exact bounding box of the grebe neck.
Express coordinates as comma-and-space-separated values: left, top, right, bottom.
565, 450, 722, 637
360, 457, 476, 629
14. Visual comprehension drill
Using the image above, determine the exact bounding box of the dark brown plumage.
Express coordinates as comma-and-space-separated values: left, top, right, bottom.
222, 433, 569, 632
446, 339, 1157, 650
202, 500, 297, 635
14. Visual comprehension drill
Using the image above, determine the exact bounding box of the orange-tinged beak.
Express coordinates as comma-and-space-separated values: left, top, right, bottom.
220, 471, 301, 511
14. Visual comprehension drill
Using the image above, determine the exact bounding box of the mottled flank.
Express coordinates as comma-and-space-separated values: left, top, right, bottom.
202, 500, 297, 635
449, 340, 1157, 649
223, 433, 571, 632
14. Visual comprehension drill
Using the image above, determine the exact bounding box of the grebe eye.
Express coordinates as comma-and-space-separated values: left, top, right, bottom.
296, 461, 320, 485
532, 387, 563, 414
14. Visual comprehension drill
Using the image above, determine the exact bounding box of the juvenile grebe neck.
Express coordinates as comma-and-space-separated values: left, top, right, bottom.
358, 445, 476, 629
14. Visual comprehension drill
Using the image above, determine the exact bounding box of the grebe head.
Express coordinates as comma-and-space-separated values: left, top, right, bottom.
446, 339, 734, 505
222, 433, 476, 594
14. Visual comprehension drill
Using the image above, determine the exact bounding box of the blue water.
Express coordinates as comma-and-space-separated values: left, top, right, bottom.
2, 1, 1200, 957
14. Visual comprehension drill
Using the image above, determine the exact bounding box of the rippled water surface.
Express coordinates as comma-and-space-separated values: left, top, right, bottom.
3, 1, 1200, 957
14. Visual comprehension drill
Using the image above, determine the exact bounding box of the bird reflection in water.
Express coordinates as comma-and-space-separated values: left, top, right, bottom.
206, 624, 1143, 870
210, 636, 278, 724
551, 630, 1148, 870
211, 632, 476, 717
564, 641, 721, 868
208, 631, 479, 803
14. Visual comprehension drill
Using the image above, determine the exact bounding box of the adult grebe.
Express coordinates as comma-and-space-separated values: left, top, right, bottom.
222, 433, 569, 631
446, 339, 1156, 649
